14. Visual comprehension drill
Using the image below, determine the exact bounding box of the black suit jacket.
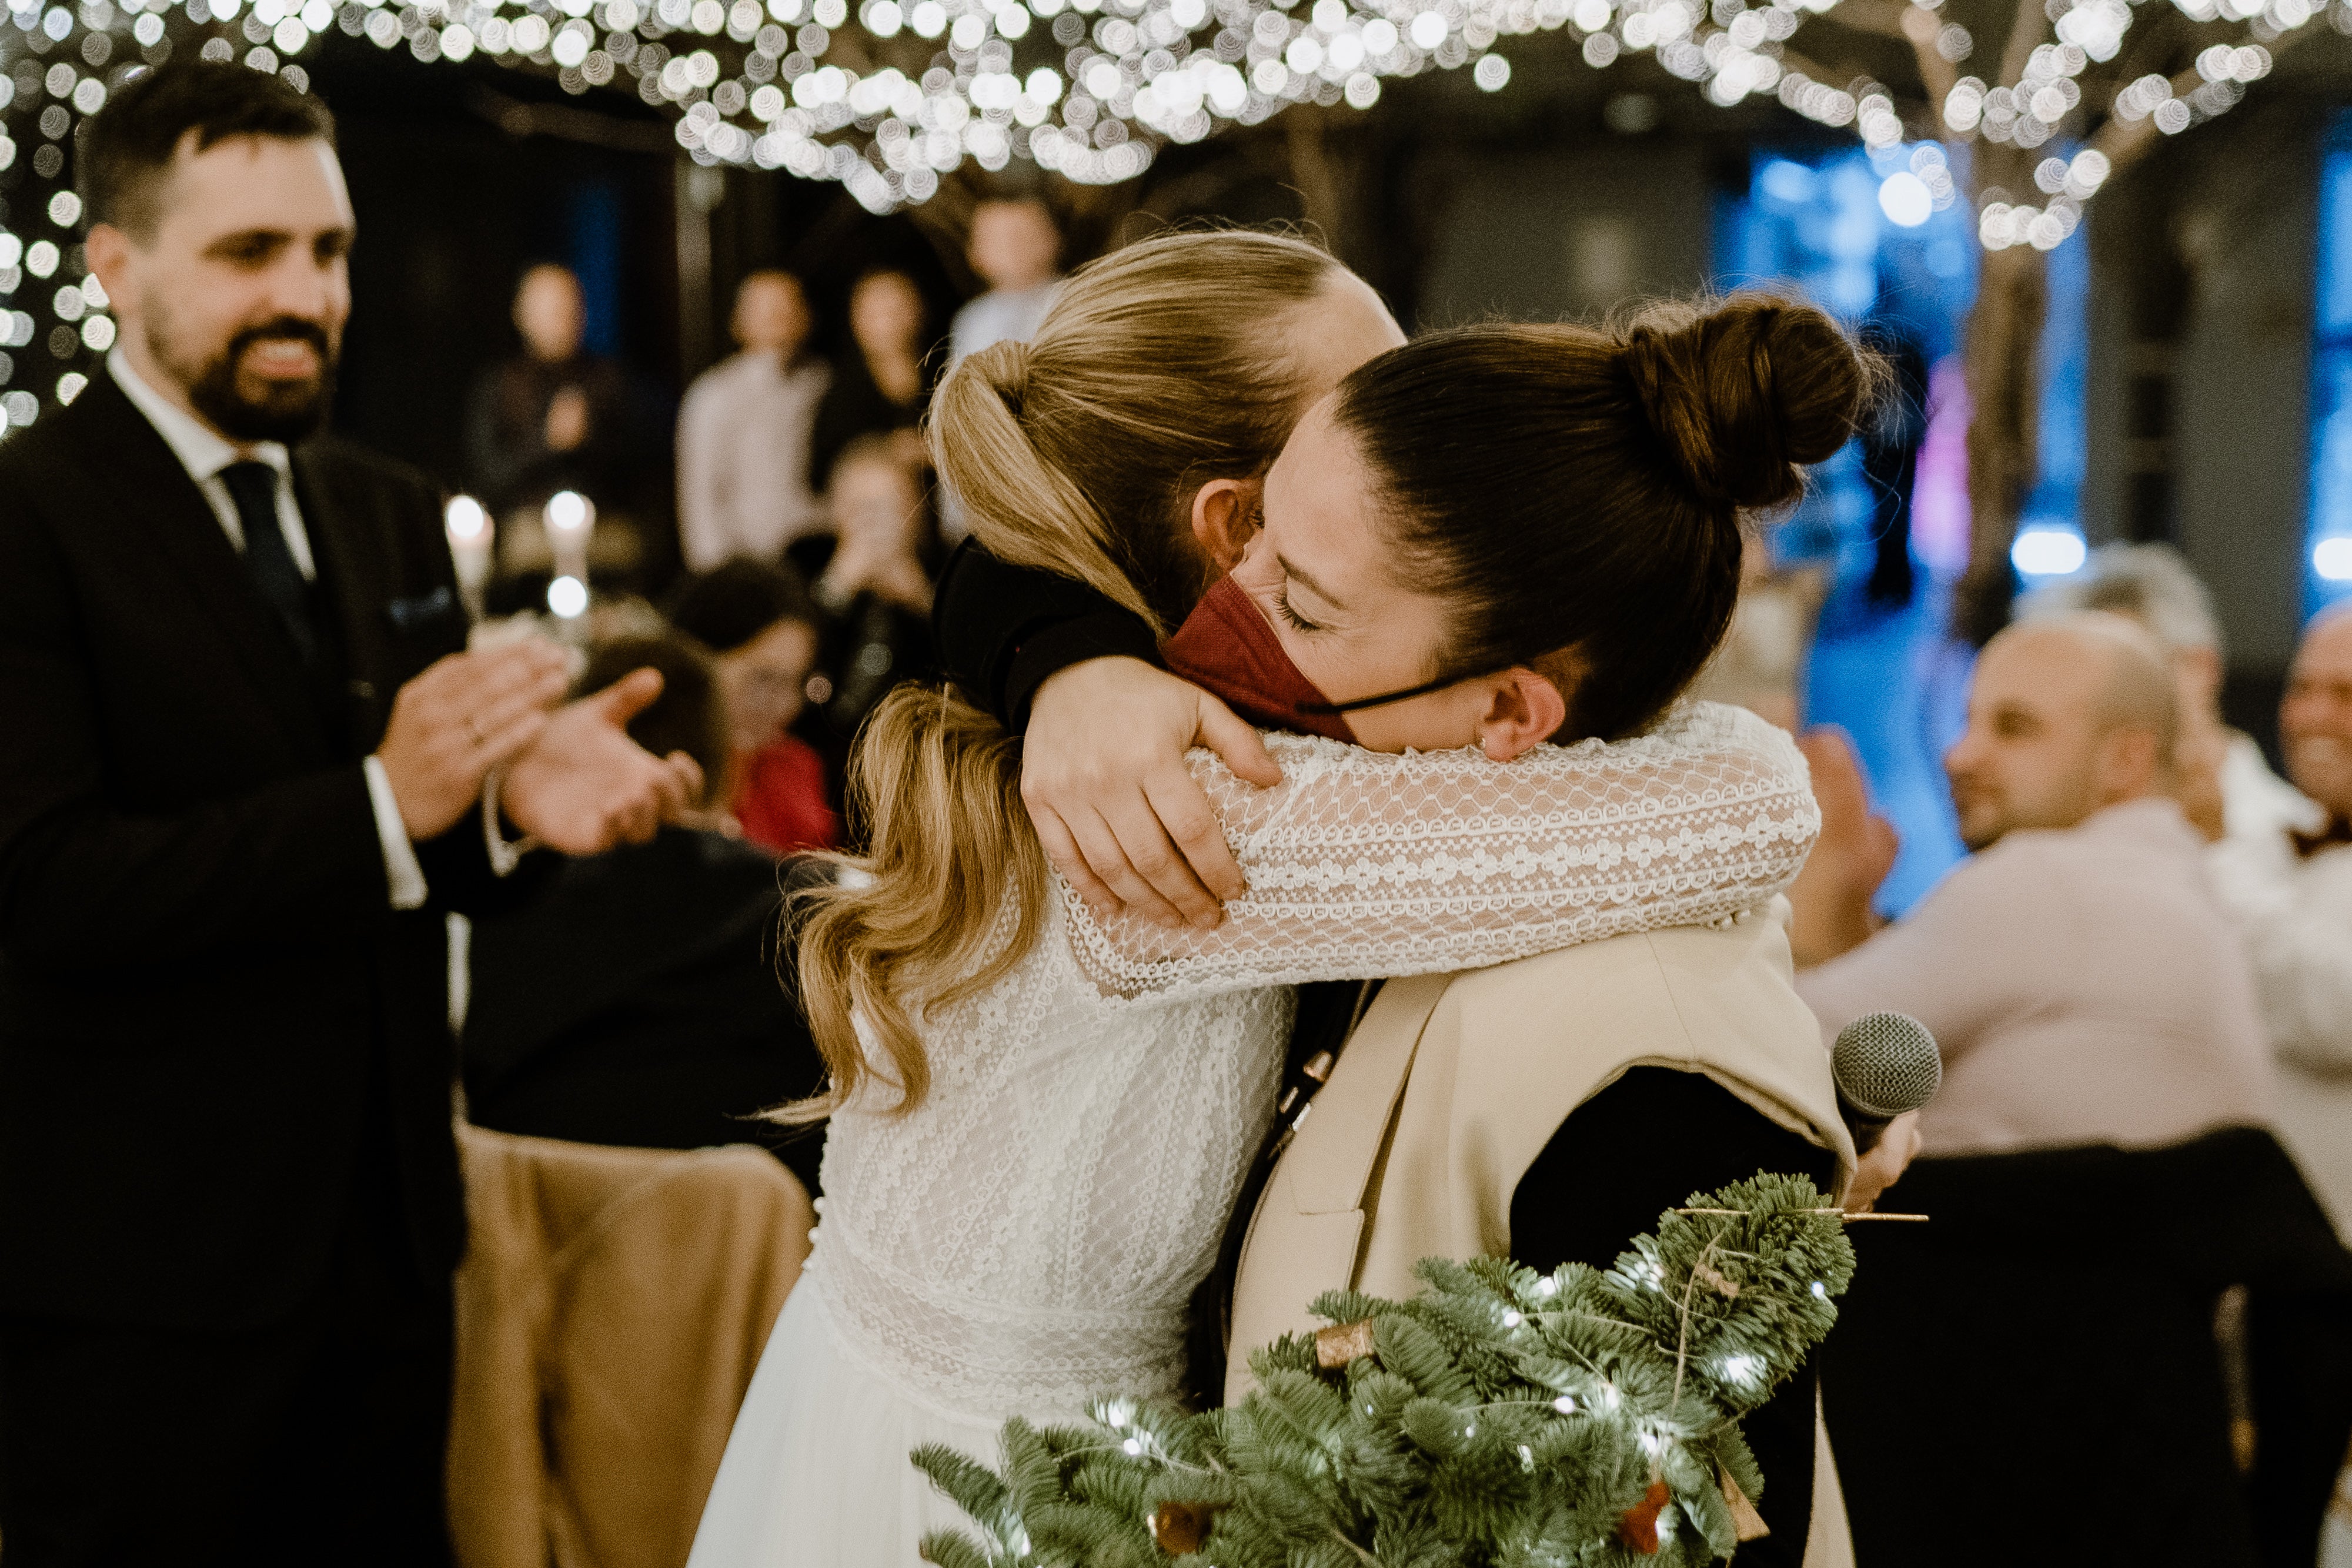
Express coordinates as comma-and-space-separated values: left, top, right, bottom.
0, 372, 520, 1331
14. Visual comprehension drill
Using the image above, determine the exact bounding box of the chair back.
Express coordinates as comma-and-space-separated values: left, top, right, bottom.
1826, 1126, 2352, 1568
448, 1127, 815, 1568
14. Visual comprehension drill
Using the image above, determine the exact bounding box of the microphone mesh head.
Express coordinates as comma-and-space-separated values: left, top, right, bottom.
1830, 1011, 1943, 1119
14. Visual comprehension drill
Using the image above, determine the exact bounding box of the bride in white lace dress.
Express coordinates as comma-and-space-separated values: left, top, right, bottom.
686, 240, 1857, 1567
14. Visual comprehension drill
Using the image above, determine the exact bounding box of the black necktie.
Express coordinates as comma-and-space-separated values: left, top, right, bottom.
219, 459, 317, 666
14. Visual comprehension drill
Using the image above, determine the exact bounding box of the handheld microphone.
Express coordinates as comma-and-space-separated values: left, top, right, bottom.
1830, 1011, 1942, 1155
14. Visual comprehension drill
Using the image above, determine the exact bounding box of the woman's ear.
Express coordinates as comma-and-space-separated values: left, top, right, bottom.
1476, 668, 1569, 762
1190, 478, 1263, 574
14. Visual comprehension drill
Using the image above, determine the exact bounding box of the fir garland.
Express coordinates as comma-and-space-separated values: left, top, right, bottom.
915, 1171, 1856, 1568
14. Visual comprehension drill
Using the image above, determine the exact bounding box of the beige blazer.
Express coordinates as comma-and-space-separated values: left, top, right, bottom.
1225, 900, 1859, 1566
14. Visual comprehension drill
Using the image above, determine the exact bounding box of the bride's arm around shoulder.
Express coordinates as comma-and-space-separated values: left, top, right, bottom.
1065, 699, 1821, 998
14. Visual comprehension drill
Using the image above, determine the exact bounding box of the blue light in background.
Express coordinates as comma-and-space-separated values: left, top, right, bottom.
2305, 116, 2352, 614
564, 179, 626, 361
1716, 141, 2089, 915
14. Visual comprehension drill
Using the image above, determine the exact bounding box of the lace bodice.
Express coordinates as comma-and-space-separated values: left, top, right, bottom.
808, 701, 1819, 1421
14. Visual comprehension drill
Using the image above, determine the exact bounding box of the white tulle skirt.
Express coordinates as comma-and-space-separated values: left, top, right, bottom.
684, 1276, 1013, 1568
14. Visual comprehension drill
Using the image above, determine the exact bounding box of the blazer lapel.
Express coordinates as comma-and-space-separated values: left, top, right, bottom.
64, 374, 332, 754
292, 446, 396, 754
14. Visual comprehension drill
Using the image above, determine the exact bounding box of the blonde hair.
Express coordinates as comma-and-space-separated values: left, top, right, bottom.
774, 230, 1348, 1124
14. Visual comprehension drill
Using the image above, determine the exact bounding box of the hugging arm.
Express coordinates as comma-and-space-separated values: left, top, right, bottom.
1065, 701, 1823, 998
933, 541, 1279, 927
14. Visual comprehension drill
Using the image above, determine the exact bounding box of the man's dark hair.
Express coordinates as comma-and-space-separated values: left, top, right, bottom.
76, 62, 337, 238
579, 634, 729, 804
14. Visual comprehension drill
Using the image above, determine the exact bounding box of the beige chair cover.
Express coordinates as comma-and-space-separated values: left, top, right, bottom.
447, 1126, 814, 1568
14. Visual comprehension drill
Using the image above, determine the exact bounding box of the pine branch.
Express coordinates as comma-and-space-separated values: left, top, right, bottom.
919, 1174, 1857, 1567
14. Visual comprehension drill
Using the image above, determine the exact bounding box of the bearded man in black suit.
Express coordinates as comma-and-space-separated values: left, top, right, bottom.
0, 64, 703, 1566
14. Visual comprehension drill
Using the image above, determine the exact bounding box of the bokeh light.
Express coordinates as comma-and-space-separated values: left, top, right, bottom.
2012, 526, 2089, 578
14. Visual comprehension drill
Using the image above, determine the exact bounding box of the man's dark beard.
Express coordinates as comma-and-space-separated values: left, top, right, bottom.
179, 318, 338, 444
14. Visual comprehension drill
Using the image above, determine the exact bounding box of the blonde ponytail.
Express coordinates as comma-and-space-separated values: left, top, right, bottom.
927, 339, 1162, 629
777, 229, 1349, 1122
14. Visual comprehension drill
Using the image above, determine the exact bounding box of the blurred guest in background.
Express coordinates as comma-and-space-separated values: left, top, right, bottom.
1793, 614, 2352, 1568
667, 560, 838, 855
807, 268, 933, 489
465, 263, 661, 593
466, 263, 633, 517
677, 269, 829, 572
2208, 607, 2352, 1242
463, 634, 827, 1197
2018, 549, 2352, 1229
1795, 611, 2271, 1144
2019, 541, 2308, 844
948, 195, 1061, 365
790, 435, 937, 779
2210, 606, 2352, 1074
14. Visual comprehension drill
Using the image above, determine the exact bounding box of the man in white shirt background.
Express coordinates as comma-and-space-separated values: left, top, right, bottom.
2013, 544, 2352, 1235
947, 196, 1063, 367
0, 63, 698, 1564
1793, 611, 2273, 1154
2209, 606, 2352, 1231
676, 269, 829, 571
1788, 614, 2352, 1568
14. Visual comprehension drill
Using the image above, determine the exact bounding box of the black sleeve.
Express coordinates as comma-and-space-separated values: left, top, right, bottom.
1509, 1067, 1839, 1567
931, 539, 1160, 731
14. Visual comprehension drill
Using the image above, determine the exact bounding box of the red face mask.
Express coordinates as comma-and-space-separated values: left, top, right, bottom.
1162, 575, 1356, 742
1160, 575, 1464, 742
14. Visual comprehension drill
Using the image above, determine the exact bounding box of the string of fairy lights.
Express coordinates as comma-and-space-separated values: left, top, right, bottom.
0, 0, 2330, 420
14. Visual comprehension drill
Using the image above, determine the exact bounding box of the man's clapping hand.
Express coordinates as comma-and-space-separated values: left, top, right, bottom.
500, 667, 705, 854
376, 641, 572, 841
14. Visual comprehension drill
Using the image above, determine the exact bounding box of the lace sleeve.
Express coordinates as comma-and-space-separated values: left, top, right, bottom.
1067, 700, 1820, 998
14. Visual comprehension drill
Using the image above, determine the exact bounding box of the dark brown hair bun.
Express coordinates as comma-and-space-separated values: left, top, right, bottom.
1330, 295, 1880, 743
1622, 294, 1876, 512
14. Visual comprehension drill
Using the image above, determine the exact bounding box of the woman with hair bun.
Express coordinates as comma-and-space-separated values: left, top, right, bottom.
686, 240, 1879, 1567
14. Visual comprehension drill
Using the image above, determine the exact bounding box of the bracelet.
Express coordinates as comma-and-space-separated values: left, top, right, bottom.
482, 765, 543, 877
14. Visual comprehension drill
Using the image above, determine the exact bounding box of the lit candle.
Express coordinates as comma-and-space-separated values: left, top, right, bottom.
445, 494, 492, 620
547, 574, 589, 620
543, 489, 596, 594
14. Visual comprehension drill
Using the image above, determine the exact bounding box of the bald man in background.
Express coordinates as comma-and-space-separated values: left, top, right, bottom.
1792, 618, 2352, 1568
1792, 612, 2272, 1154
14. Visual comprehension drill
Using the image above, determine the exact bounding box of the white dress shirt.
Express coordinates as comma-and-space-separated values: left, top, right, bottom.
675, 349, 830, 569
2210, 804, 2352, 1076
108, 351, 429, 910
2206, 765, 2352, 1235
947, 282, 1060, 366
2220, 731, 2320, 844
1798, 797, 2274, 1156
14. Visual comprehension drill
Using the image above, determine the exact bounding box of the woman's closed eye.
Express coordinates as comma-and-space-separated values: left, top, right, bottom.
1274, 584, 1325, 633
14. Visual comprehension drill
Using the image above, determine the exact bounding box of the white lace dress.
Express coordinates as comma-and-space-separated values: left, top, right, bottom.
684, 703, 1819, 1567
